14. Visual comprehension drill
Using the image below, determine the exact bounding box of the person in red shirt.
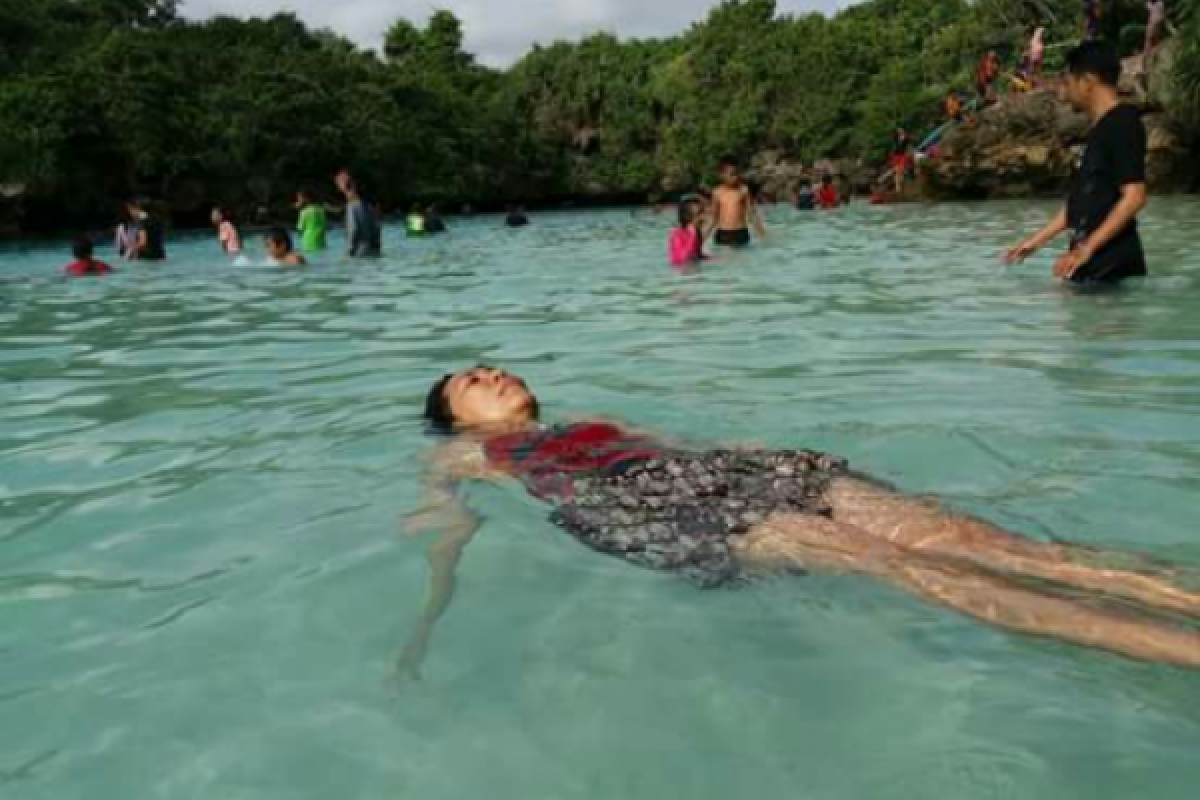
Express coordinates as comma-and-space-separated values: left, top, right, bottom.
815, 174, 841, 209
64, 237, 113, 277
975, 50, 1001, 106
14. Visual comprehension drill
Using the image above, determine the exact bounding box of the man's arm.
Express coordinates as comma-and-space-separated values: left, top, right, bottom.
1004, 207, 1069, 264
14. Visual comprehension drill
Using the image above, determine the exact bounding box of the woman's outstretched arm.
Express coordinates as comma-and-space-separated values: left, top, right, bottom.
397, 440, 493, 680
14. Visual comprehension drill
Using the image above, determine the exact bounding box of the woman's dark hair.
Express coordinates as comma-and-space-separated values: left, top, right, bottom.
422, 367, 541, 434
424, 374, 456, 433
72, 236, 94, 260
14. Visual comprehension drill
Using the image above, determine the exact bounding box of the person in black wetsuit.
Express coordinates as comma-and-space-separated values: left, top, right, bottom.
397, 365, 1200, 677
425, 204, 448, 234
795, 181, 816, 211
505, 205, 530, 227
124, 198, 166, 261
1006, 42, 1149, 284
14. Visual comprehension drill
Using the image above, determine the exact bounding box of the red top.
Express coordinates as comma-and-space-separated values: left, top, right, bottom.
485, 422, 661, 501
816, 185, 840, 209
66, 259, 113, 276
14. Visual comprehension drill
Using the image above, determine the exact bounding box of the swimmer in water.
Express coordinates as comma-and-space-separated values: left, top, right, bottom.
425, 204, 448, 234
505, 205, 530, 228
400, 366, 1200, 676
125, 198, 166, 261
295, 189, 328, 253
265, 227, 306, 267
211, 206, 242, 256
668, 198, 708, 270
406, 205, 427, 238
711, 157, 767, 247
815, 174, 841, 210
64, 236, 113, 277
795, 181, 816, 211
335, 170, 382, 258
115, 208, 138, 260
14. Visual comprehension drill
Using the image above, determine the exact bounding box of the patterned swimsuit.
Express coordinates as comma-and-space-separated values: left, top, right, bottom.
485, 423, 847, 587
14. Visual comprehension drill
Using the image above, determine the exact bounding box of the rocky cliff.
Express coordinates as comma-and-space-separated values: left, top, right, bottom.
921, 42, 1196, 198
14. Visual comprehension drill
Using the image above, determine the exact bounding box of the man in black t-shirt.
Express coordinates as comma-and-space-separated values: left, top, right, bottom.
1005, 42, 1148, 284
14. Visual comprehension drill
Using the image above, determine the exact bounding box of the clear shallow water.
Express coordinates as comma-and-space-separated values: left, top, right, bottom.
3, 201, 1200, 799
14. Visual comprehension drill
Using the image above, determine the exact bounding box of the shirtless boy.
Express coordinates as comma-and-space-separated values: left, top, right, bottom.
711, 157, 767, 247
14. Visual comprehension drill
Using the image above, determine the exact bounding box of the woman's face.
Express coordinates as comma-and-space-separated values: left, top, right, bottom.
444, 367, 537, 430
265, 238, 287, 260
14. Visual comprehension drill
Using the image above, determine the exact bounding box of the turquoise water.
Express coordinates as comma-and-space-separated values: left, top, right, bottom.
3, 202, 1200, 799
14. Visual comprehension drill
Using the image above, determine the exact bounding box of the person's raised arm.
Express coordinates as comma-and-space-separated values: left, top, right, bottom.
1004, 207, 1068, 264
396, 440, 492, 681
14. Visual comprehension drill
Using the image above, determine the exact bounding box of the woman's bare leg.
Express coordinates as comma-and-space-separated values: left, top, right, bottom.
826, 478, 1200, 617
736, 514, 1200, 669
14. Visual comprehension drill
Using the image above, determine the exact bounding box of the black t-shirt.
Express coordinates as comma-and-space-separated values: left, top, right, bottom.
1067, 104, 1147, 282
139, 215, 166, 261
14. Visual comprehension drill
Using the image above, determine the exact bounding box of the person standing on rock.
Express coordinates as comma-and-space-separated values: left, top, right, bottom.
1027, 25, 1047, 82
1145, 1, 1168, 58
1082, 0, 1103, 40
1005, 42, 1148, 284
975, 51, 1001, 106
890, 129, 912, 195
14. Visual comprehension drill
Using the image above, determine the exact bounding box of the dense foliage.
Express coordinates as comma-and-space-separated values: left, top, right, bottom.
0, 0, 1189, 229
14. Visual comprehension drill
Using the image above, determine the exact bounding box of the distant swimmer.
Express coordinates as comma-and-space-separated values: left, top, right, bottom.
295, 189, 327, 253
406, 205, 427, 238
795, 181, 816, 211
265, 227, 307, 267
211, 206, 242, 256
668, 197, 708, 270
425, 204, 448, 234
1006, 42, 1148, 284
125, 198, 166, 261
335, 170, 382, 258
815, 174, 841, 210
115, 209, 138, 260
64, 236, 113, 277
711, 157, 766, 247
890, 128, 912, 195
505, 205, 530, 227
